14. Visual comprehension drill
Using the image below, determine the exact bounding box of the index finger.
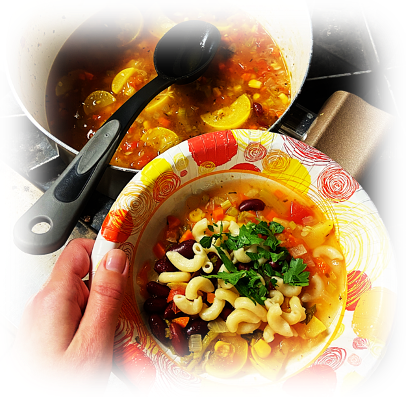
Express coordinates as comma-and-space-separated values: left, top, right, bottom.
50, 238, 95, 283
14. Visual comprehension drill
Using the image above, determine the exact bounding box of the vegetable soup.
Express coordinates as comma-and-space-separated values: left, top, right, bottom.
46, 6, 291, 169
141, 179, 346, 380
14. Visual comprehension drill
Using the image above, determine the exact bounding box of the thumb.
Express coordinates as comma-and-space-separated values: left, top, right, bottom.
67, 249, 129, 375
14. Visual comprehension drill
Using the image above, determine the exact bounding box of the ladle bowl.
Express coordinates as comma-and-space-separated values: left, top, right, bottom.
13, 20, 221, 255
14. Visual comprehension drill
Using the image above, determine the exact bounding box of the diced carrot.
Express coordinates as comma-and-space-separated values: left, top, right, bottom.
262, 207, 279, 222
314, 257, 331, 274
241, 73, 251, 81
153, 241, 166, 259
212, 207, 225, 222
179, 229, 194, 243
274, 189, 286, 200
158, 116, 171, 128
167, 286, 186, 303
172, 317, 190, 328
167, 215, 181, 230
218, 62, 226, 70
281, 231, 302, 248
206, 292, 216, 304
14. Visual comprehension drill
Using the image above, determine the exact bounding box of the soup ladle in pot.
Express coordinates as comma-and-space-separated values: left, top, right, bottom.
14, 20, 221, 255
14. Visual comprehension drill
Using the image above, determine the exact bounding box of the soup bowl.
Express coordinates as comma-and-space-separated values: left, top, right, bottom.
91, 129, 396, 395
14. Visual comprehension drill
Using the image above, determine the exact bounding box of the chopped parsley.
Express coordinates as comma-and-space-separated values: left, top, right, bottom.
201, 220, 310, 305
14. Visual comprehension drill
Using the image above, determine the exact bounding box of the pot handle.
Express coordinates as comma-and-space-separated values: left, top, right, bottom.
13, 119, 122, 254
13, 76, 172, 255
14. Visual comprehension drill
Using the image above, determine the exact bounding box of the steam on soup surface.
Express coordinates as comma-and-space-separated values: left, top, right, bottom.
46, 6, 291, 169
140, 179, 346, 379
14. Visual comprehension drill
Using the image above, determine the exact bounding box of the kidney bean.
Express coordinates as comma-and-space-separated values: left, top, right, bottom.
169, 322, 189, 356
237, 262, 252, 271
239, 198, 265, 212
269, 261, 282, 271
163, 303, 177, 320
220, 302, 234, 321
146, 281, 170, 298
185, 318, 209, 338
143, 297, 167, 314
154, 256, 177, 274
253, 102, 264, 116
168, 239, 195, 259
148, 314, 167, 344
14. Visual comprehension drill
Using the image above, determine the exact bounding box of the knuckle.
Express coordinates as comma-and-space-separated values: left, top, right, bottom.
92, 282, 123, 303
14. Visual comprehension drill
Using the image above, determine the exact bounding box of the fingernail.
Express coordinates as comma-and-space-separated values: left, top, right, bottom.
105, 250, 127, 274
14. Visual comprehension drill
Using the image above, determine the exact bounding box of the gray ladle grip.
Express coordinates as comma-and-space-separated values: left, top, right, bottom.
13, 120, 122, 255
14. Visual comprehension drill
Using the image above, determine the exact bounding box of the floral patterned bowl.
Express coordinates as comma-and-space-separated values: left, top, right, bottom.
91, 129, 396, 395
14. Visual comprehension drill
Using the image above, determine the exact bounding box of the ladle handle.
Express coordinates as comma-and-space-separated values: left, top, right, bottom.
13, 76, 172, 255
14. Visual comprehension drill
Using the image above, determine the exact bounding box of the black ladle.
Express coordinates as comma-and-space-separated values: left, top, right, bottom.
14, 20, 221, 255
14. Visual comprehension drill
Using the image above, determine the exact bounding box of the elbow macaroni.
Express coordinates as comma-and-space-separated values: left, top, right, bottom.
226, 308, 261, 333
273, 276, 302, 297
281, 296, 306, 325
185, 276, 214, 300
166, 247, 208, 272
234, 297, 267, 322
173, 295, 203, 315
199, 298, 226, 321
313, 244, 344, 260
158, 271, 191, 284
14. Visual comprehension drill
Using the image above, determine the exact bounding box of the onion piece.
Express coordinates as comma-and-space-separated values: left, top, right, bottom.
289, 244, 307, 258
208, 318, 229, 333
189, 334, 203, 353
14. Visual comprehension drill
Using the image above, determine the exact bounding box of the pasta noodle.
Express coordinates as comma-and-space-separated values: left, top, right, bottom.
199, 298, 226, 321
166, 249, 208, 272
185, 276, 215, 300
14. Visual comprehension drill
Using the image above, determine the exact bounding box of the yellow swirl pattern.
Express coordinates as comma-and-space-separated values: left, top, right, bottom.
115, 181, 156, 235
198, 161, 216, 175
333, 202, 391, 283
232, 129, 275, 150
262, 149, 311, 194
173, 153, 189, 171
140, 158, 173, 187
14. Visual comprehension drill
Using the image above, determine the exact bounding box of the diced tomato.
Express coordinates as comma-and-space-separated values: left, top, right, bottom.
289, 201, 314, 225
153, 242, 166, 259
167, 286, 186, 303
167, 215, 181, 230
158, 116, 171, 128
136, 261, 151, 299
280, 231, 302, 248
314, 257, 331, 274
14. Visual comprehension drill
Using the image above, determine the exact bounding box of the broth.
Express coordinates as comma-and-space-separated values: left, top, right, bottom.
142, 179, 346, 380
46, 6, 291, 169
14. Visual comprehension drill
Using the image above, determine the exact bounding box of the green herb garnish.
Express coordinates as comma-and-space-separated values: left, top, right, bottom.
201, 219, 310, 305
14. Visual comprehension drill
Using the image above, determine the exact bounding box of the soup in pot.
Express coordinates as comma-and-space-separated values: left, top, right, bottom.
46, 6, 291, 169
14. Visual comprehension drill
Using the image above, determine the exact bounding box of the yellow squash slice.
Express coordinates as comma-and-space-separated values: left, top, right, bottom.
112, 67, 136, 94
205, 334, 248, 378
141, 127, 180, 153
250, 342, 287, 381
109, 4, 144, 46
144, 3, 176, 38
83, 90, 116, 115
201, 94, 251, 129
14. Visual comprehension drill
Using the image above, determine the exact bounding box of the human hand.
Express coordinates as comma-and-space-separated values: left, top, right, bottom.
10, 238, 129, 395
